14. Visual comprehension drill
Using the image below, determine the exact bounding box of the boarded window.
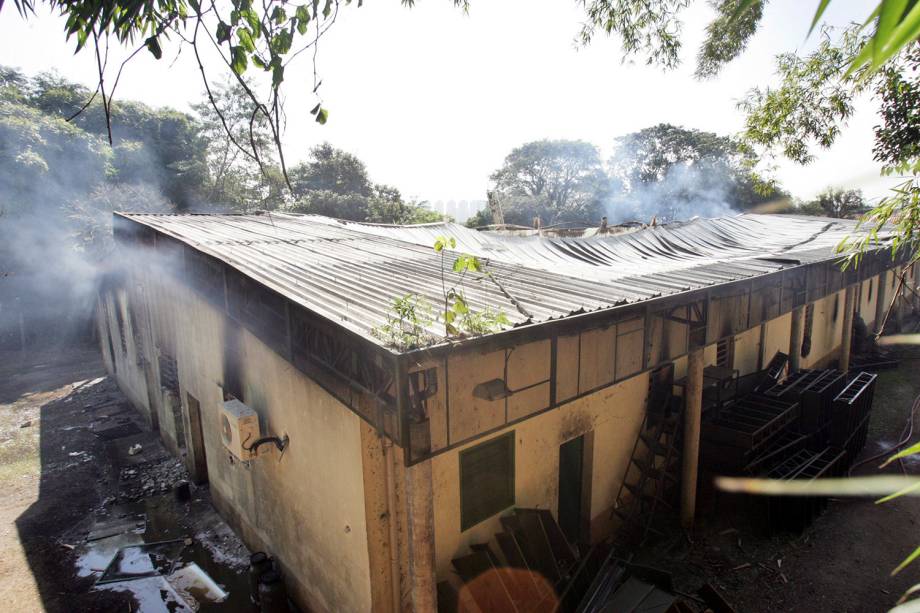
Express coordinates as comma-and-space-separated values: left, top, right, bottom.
460, 431, 515, 531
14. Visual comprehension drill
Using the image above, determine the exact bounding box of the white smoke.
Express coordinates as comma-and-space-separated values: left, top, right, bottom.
605, 163, 739, 224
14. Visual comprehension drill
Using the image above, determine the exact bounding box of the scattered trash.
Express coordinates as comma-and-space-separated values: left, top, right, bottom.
19, 420, 32, 428
168, 562, 229, 604
128, 444, 143, 456
732, 563, 752, 571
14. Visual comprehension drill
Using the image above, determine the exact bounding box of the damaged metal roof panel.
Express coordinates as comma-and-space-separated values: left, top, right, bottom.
116, 212, 884, 347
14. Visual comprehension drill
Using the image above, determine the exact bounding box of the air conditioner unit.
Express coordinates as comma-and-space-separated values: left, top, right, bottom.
220, 398, 260, 461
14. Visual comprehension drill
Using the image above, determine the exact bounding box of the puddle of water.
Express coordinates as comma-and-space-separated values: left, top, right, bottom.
100, 576, 194, 613
76, 533, 145, 578
76, 494, 254, 612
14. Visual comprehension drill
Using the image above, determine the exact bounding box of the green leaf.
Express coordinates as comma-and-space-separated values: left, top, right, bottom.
880, 440, 920, 468
875, 0, 909, 61
145, 35, 162, 59
216, 21, 231, 43
729, 0, 759, 23
229, 10, 240, 26
323, 0, 332, 18
237, 28, 255, 52
315, 107, 328, 124
75, 28, 88, 52
241, 7, 260, 33
893, 545, 920, 576
807, 0, 832, 36
270, 30, 293, 55
271, 60, 284, 89
296, 5, 310, 33
231, 46, 248, 74
877, 480, 920, 504
252, 55, 267, 69
271, 6, 287, 24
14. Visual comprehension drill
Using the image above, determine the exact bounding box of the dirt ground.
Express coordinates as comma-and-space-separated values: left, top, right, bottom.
4, 344, 920, 612
637, 345, 920, 613
0, 345, 251, 612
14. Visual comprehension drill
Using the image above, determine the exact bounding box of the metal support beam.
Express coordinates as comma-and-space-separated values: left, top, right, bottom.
681, 346, 705, 529
789, 306, 804, 372
405, 459, 437, 613
874, 272, 889, 335
841, 285, 857, 372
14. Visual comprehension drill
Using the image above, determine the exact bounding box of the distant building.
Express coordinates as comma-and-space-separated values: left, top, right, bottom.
425, 199, 486, 223
98, 212, 912, 612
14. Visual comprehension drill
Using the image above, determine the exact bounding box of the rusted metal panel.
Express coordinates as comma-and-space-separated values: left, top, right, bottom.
115, 212, 892, 355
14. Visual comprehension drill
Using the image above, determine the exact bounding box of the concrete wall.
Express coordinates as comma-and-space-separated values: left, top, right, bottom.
428, 296, 854, 581
431, 371, 649, 577
99, 274, 377, 613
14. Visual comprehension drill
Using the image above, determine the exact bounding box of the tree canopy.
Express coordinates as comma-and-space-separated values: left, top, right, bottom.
795, 188, 868, 219
287, 142, 441, 224
608, 123, 777, 220
489, 140, 608, 226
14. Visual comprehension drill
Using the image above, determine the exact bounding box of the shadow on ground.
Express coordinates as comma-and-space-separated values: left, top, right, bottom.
5, 346, 253, 612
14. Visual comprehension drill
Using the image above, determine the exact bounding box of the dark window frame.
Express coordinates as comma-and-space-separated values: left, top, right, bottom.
716, 337, 734, 369
459, 431, 515, 531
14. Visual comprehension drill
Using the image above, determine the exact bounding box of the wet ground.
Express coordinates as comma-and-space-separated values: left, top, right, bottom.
0, 346, 254, 612
636, 344, 920, 613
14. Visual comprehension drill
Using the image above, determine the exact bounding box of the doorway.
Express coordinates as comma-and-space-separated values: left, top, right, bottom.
185, 393, 209, 485
558, 434, 585, 544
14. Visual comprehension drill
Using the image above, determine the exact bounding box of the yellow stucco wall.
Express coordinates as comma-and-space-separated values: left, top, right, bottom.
103, 276, 375, 613
858, 275, 880, 328
801, 289, 846, 369
431, 370, 649, 578
761, 312, 792, 368
733, 326, 762, 376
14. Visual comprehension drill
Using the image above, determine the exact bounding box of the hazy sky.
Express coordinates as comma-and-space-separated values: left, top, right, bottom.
0, 0, 896, 204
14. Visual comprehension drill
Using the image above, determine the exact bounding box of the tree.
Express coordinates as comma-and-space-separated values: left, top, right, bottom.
607, 123, 779, 222
578, 1, 920, 78
490, 140, 608, 226
289, 143, 373, 198
287, 143, 442, 223
3, 66, 211, 208
192, 79, 286, 211
797, 188, 867, 219
7, 0, 917, 194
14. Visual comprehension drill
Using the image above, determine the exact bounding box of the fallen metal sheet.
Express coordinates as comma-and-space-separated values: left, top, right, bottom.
86, 512, 147, 542
97, 539, 185, 585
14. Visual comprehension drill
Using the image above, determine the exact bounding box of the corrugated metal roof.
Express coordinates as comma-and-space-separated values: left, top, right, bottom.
118, 212, 886, 347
